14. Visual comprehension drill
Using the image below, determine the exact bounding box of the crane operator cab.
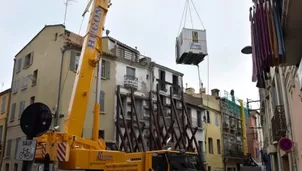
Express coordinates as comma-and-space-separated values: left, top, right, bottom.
151, 150, 203, 171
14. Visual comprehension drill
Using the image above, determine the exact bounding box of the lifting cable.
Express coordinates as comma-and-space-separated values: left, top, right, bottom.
177, 0, 209, 98
177, 0, 206, 34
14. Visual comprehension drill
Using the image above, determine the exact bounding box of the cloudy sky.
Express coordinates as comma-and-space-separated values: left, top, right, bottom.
0, 0, 258, 105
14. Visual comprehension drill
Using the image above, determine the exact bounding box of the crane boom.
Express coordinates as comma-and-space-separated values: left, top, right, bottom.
64, 0, 109, 136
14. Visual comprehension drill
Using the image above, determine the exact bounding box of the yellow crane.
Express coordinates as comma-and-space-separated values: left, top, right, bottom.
19, 0, 205, 170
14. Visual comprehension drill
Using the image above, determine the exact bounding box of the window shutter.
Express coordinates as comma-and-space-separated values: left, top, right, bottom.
30, 52, 34, 65
105, 61, 110, 79
1, 96, 6, 113
70, 51, 76, 71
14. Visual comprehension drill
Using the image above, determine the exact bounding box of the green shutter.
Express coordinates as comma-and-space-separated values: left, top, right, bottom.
105, 61, 111, 79
70, 51, 76, 71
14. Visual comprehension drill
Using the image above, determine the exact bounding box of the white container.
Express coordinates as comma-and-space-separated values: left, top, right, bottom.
175, 28, 208, 65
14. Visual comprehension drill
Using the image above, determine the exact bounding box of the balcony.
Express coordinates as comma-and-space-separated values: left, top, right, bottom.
124, 75, 138, 89
224, 147, 244, 159
271, 105, 287, 141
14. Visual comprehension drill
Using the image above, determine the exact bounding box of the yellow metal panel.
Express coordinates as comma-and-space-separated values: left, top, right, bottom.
239, 100, 247, 156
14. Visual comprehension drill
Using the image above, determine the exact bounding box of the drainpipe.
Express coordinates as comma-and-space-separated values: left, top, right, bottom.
54, 48, 67, 128
1, 58, 16, 169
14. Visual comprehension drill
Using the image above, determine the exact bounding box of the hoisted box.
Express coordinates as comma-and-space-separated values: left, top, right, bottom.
175, 28, 208, 65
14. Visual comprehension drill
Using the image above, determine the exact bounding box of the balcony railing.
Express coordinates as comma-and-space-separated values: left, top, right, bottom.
116, 47, 139, 62
224, 148, 244, 159
124, 75, 138, 89
271, 105, 287, 141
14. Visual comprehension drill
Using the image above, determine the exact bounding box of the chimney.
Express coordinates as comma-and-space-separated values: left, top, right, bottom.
185, 87, 195, 95
211, 89, 220, 98
199, 88, 206, 95
230, 89, 235, 102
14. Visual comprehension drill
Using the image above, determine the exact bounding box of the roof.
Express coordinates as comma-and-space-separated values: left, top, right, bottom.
152, 62, 184, 76
103, 36, 139, 53
184, 93, 204, 110
15, 24, 65, 57
0, 88, 11, 96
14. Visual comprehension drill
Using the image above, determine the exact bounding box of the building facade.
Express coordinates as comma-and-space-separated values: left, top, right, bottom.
2, 24, 116, 171
0, 89, 10, 168
185, 87, 223, 171
246, 110, 261, 162
220, 90, 249, 171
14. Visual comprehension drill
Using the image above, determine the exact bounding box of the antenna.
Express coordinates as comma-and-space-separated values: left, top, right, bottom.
1, 82, 3, 91
63, 0, 77, 26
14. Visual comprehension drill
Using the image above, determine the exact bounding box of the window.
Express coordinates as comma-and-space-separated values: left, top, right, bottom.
100, 91, 105, 113
255, 148, 259, 158
23, 52, 34, 69
9, 103, 16, 121
19, 101, 25, 118
135, 99, 143, 120
16, 58, 22, 73
172, 75, 179, 94
12, 79, 19, 94
14, 163, 18, 171
5, 139, 12, 157
30, 96, 35, 104
187, 108, 192, 121
21, 76, 28, 90
98, 130, 105, 139
126, 66, 136, 77
159, 70, 166, 91
197, 111, 202, 127
32, 69, 38, 85
208, 138, 213, 154
1, 96, 7, 113
0, 125, 3, 142
101, 60, 111, 79
54, 33, 58, 41
69, 51, 81, 72
206, 111, 210, 123
217, 139, 221, 154
5, 163, 9, 171
15, 138, 22, 157
215, 113, 219, 126
198, 141, 203, 153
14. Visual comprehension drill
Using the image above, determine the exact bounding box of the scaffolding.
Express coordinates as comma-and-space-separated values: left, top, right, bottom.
115, 83, 203, 158
220, 93, 249, 160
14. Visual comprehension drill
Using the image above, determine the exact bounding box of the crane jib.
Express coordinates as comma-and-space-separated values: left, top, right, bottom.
88, 6, 102, 49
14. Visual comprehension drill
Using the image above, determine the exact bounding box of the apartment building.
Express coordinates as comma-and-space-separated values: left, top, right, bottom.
0, 89, 10, 167
185, 87, 223, 171
106, 35, 206, 162
2, 24, 116, 171
246, 110, 261, 162
220, 90, 248, 171
258, 66, 294, 171
184, 93, 206, 163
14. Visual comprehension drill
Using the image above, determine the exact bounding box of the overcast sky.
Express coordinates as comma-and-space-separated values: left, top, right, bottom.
0, 0, 258, 105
